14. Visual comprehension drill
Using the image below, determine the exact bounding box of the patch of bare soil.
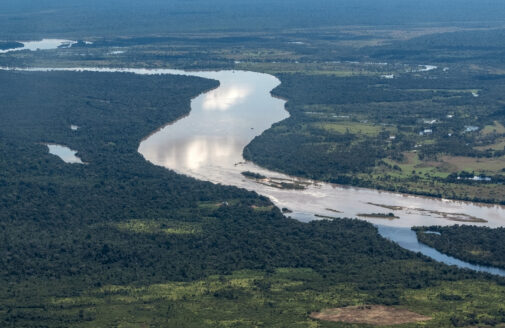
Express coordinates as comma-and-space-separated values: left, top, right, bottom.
310, 305, 431, 326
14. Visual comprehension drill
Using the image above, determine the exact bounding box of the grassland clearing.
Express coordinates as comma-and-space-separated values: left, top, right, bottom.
482, 121, 505, 135
114, 219, 202, 235
313, 122, 396, 136
251, 204, 275, 212
440, 155, 505, 173
475, 138, 505, 151
386, 151, 505, 176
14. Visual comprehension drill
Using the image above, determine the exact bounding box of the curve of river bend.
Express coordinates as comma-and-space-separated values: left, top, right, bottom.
6, 67, 505, 276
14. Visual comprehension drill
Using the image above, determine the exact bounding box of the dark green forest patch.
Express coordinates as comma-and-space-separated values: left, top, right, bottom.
415, 225, 505, 270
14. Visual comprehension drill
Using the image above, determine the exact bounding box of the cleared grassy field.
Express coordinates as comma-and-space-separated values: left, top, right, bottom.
475, 139, 505, 151
440, 155, 505, 173
385, 151, 505, 177
482, 121, 505, 135
114, 219, 203, 235
312, 122, 396, 136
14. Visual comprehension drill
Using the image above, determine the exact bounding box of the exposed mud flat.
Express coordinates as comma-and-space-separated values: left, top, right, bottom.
311, 305, 431, 325
368, 202, 487, 223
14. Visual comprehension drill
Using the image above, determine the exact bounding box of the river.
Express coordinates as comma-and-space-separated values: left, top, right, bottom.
4, 67, 505, 276
0, 39, 76, 54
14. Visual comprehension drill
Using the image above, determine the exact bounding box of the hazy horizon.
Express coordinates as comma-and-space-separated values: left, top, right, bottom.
1, 0, 505, 38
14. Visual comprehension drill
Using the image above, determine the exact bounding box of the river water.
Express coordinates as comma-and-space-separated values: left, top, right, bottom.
46, 144, 85, 164
4, 67, 505, 276
0, 39, 76, 54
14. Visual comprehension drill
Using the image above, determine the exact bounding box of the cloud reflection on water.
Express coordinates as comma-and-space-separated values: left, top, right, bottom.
145, 136, 243, 171
202, 86, 251, 111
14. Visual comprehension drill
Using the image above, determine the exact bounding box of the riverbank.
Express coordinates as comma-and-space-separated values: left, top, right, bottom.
244, 70, 505, 206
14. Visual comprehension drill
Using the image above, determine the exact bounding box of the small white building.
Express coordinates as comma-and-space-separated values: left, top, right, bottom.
424, 119, 437, 125
465, 126, 479, 133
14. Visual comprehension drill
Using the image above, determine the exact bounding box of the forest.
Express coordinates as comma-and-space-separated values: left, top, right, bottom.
365, 29, 505, 65
1, 0, 504, 39
0, 70, 504, 327
1, 2, 505, 325
0, 41, 22, 50
415, 225, 505, 270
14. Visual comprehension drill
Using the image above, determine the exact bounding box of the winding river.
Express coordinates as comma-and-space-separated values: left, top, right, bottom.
4, 67, 505, 276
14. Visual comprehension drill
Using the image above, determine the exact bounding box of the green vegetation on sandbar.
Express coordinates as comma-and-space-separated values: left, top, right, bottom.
358, 212, 399, 220
241, 171, 267, 180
